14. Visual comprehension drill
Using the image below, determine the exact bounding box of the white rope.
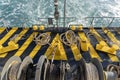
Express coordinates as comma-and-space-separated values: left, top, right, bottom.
33, 33, 51, 46
60, 30, 78, 46
86, 63, 99, 80
8, 62, 21, 80
104, 71, 117, 80
107, 64, 120, 79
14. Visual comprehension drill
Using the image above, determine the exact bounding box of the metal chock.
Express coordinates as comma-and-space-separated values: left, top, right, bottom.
96, 41, 116, 55
90, 28, 117, 55
102, 27, 120, 49
45, 34, 67, 60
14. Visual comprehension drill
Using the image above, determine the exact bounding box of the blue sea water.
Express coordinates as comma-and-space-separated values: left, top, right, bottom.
0, 0, 120, 27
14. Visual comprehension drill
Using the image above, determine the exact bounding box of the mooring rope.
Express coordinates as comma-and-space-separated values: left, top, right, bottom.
107, 64, 120, 79
8, 61, 21, 80
33, 33, 51, 46
86, 63, 99, 80
104, 71, 117, 80
60, 30, 78, 46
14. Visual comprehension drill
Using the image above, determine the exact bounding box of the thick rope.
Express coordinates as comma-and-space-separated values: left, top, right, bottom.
107, 64, 120, 79
33, 33, 51, 46
60, 30, 78, 46
8, 61, 21, 80
86, 63, 99, 80
104, 71, 117, 80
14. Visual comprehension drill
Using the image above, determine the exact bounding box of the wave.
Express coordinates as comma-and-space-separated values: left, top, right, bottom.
0, 0, 120, 27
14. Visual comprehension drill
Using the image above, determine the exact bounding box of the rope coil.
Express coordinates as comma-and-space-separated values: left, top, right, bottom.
60, 30, 78, 46
107, 64, 120, 79
86, 63, 99, 80
104, 71, 117, 80
8, 62, 21, 80
33, 33, 51, 46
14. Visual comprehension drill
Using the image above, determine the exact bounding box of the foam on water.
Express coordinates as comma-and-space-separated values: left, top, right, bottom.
0, 0, 120, 27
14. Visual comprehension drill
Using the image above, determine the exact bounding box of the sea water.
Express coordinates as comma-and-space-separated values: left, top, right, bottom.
0, 0, 120, 27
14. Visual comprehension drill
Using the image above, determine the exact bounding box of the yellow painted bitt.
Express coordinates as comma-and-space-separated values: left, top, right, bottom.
96, 41, 117, 55
71, 44, 82, 61
33, 25, 38, 30
80, 41, 89, 51
102, 28, 120, 49
77, 25, 89, 52
78, 32, 102, 61
70, 25, 76, 30
90, 28, 117, 55
39, 25, 45, 30
32, 25, 45, 31
78, 25, 83, 30
78, 32, 89, 52
45, 34, 67, 60
89, 27, 119, 62
96, 44, 116, 55
0, 41, 19, 54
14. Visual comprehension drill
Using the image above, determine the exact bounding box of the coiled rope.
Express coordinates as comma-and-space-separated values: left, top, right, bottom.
8, 61, 21, 80
60, 30, 78, 46
104, 71, 117, 80
86, 63, 99, 80
33, 33, 51, 46
107, 64, 120, 79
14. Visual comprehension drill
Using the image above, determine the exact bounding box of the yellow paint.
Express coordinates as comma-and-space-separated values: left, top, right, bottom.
0, 28, 29, 57
102, 28, 120, 49
70, 25, 76, 30
71, 44, 82, 61
89, 28, 119, 62
13, 28, 29, 43
45, 34, 67, 60
0, 28, 5, 34
0, 28, 18, 57
33, 25, 38, 30
39, 25, 45, 30
78, 32, 89, 51
78, 24, 83, 30
78, 32, 102, 61
14, 32, 37, 57
29, 45, 41, 58
0, 41, 19, 54
89, 43, 102, 61
96, 42, 116, 55
0, 28, 18, 45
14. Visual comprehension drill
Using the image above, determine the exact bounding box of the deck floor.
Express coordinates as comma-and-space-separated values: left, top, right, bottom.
0, 27, 120, 69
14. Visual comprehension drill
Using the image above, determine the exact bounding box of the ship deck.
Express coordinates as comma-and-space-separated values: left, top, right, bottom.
0, 27, 120, 69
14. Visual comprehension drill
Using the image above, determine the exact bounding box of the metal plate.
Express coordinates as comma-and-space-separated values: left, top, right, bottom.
17, 56, 33, 80
0, 56, 21, 80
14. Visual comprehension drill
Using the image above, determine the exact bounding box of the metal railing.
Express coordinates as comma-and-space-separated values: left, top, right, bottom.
0, 17, 120, 28
84, 17, 120, 27
37, 17, 76, 27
